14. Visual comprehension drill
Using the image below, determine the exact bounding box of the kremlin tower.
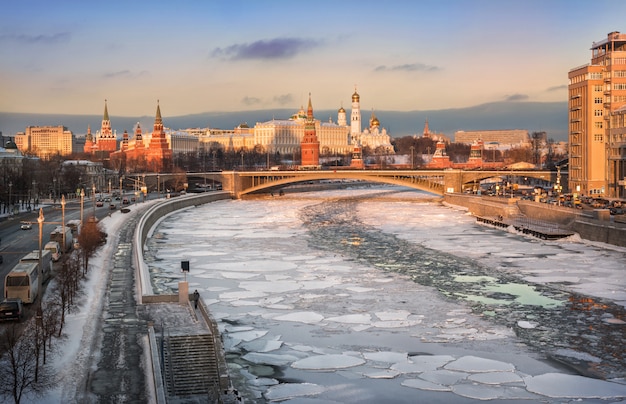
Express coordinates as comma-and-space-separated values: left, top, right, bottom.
145, 101, 172, 172
300, 94, 320, 167
84, 125, 95, 154
96, 100, 118, 153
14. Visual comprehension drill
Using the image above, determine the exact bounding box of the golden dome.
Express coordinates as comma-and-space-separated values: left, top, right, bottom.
352, 91, 360, 102
338, 106, 346, 113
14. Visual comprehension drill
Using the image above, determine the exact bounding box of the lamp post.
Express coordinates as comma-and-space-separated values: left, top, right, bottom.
8, 181, 12, 214
409, 146, 415, 169
80, 188, 85, 229
61, 195, 66, 251
240, 150, 244, 170
92, 184, 96, 217
157, 174, 160, 198
212, 150, 217, 189
37, 207, 44, 310
119, 176, 123, 199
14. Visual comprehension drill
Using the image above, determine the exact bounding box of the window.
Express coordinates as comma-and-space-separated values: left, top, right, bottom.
594, 109, 604, 116
594, 134, 604, 142
589, 72, 603, 80
594, 85, 603, 91
615, 70, 626, 78
614, 83, 626, 90
594, 97, 603, 104
594, 122, 603, 129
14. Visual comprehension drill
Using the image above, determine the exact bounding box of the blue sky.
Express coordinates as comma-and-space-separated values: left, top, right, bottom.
2, 0, 626, 117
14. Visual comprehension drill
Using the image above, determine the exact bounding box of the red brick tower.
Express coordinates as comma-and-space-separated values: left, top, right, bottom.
96, 100, 118, 153
84, 125, 95, 154
146, 101, 172, 172
300, 94, 320, 167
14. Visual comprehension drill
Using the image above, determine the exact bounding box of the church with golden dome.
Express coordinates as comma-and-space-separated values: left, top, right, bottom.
229, 88, 394, 160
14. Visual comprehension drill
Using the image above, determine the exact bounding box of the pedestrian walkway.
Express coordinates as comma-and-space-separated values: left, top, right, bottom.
79, 202, 240, 403
86, 215, 149, 401
476, 215, 574, 240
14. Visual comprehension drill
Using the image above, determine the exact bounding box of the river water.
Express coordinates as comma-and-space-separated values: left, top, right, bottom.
145, 186, 626, 403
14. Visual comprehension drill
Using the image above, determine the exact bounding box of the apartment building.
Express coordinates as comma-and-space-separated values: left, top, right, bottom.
569, 31, 626, 198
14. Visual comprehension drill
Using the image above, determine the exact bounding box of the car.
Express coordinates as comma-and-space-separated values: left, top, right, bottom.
109, 204, 117, 210
122, 198, 130, 205
96, 201, 104, 207
21, 223, 32, 230
0, 299, 23, 322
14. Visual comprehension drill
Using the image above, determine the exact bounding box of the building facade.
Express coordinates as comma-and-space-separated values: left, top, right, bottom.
15, 125, 73, 159
199, 88, 393, 159
454, 129, 530, 147
569, 31, 626, 198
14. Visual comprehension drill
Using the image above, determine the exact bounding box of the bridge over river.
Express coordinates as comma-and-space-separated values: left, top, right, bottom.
142, 169, 561, 199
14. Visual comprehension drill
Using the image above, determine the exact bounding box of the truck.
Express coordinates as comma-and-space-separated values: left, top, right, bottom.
50, 225, 72, 253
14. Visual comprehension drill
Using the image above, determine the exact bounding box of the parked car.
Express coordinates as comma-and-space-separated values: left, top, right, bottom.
21, 223, 32, 230
96, 201, 104, 207
109, 204, 117, 210
0, 298, 23, 322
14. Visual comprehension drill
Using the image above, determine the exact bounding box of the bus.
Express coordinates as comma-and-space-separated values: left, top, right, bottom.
4, 261, 39, 304
20, 250, 53, 281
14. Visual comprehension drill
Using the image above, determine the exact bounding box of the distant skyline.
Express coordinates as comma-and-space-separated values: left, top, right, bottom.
1, 0, 625, 118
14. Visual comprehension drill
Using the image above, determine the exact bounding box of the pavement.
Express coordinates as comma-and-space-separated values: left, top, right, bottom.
84, 211, 150, 403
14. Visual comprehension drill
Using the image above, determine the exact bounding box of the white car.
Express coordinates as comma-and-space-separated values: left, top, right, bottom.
20, 223, 32, 230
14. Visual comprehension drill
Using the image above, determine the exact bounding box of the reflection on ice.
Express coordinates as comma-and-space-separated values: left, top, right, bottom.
524, 373, 626, 398
444, 356, 516, 373
291, 354, 366, 370
263, 383, 326, 401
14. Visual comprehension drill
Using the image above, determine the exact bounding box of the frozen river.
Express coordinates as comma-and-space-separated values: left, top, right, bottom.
145, 186, 626, 403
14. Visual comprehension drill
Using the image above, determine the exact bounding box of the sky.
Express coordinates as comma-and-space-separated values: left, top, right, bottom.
2, 0, 626, 117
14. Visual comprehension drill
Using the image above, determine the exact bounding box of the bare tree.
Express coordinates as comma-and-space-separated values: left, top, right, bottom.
0, 322, 52, 404
77, 218, 107, 275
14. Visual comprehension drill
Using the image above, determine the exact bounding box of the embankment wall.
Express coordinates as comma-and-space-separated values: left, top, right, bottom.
443, 193, 626, 248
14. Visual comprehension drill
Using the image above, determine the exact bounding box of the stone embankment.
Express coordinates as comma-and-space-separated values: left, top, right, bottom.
444, 193, 626, 248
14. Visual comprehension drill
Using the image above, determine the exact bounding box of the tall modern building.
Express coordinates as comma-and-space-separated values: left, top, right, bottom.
568, 31, 626, 198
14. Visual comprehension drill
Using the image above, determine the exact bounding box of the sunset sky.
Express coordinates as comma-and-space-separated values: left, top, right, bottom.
2, 0, 626, 117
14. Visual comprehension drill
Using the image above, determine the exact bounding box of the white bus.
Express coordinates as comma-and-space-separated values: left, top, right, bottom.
4, 261, 40, 304
20, 250, 53, 281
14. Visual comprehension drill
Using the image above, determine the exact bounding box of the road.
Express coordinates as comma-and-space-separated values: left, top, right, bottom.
0, 192, 155, 301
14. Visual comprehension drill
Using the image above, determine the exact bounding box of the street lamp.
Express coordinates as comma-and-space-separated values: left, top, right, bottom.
157, 174, 160, 198
61, 195, 66, 250
80, 188, 85, 229
92, 183, 96, 217
409, 146, 415, 169
8, 181, 12, 214
240, 150, 244, 170
37, 208, 44, 310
